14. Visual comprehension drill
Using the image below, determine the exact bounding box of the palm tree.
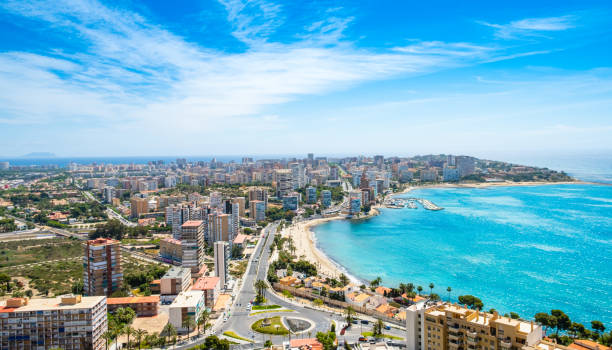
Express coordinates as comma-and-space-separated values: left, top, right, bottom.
113, 326, 125, 350
163, 323, 177, 347
124, 326, 134, 349
198, 309, 210, 337
182, 315, 195, 340
254, 280, 268, 302
447, 287, 452, 302
345, 306, 355, 325
417, 285, 423, 295
134, 329, 147, 350
429, 283, 434, 296
102, 330, 114, 350
374, 319, 385, 337
371, 276, 382, 287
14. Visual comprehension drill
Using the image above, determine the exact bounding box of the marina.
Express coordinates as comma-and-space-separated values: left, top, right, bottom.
383, 197, 444, 210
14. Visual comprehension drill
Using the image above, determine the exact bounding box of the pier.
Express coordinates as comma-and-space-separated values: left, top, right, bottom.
383, 197, 444, 210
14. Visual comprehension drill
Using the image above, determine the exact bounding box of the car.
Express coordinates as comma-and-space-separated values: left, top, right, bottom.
340, 329, 346, 335
352, 320, 359, 324
358, 337, 367, 342
361, 320, 369, 325
385, 325, 391, 330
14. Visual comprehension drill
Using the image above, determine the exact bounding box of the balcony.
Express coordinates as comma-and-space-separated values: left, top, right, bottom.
448, 333, 461, 341
467, 337, 478, 346
500, 340, 512, 348
449, 323, 460, 329
467, 331, 478, 338
449, 341, 463, 349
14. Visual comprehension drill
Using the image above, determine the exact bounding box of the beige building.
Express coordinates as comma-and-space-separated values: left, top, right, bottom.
130, 197, 149, 218
180, 220, 205, 272
0, 295, 107, 350
231, 197, 246, 217
407, 302, 543, 350
160, 267, 192, 304
83, 238, 122, 296
207, 213, 230, 244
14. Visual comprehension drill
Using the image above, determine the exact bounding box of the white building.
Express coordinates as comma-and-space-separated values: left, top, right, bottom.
214, 241, 229, 289
169, 291, 205, 333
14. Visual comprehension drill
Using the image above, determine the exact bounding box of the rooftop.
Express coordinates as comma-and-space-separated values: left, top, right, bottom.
192, 276, 220, 291
171, 291, 204, 308
233, 233, 247, 245
87, 237, 119, 246
163, 266, 191, 279
181, 220, 204, 228
0, 295, 105, 313
107, 296, 160, 305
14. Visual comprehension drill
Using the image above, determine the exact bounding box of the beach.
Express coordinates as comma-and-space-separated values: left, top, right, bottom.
283, 216, 349, 280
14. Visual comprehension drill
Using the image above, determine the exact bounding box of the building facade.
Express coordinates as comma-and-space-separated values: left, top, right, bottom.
83, 238, 122, 297
214, 241, 229, 289
0, 295, 107, 350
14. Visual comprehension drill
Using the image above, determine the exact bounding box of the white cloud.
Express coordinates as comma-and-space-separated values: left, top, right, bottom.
479, 15, 576, 39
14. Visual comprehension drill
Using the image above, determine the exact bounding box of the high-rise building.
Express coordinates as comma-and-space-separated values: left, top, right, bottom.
420, 169, 438, 182
306, 186, 317, 204
0, 295, 107, 350
456, 156, 475, 177
83, 238, 122, 296
230, 202, 240, 237
443, 167, 460, 181
169, 291, 206, 334
289, 162, 305, 189
209, 191, 222, 208
275, 169, 293, 198
250, 200, 266, 222
349, 190, 362, 214
130, 197, 149, 218
321, 190, 332, 207
214, 241, 229, 288
180, 221, 205, 273
207, 212, 231, 245
307, 153, 314, 165
103, 186, 115, 204
248, 188, 268, 209
406, 302, 543, 350
231, 197, 246, 217
282, 193, 299, 211
330, 166, 339, 180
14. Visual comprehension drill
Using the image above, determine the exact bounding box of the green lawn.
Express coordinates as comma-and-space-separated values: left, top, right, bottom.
361, 332, 404, 340
223, 331, 253, 343
251, 316, 290, 335
252, 304, 281, 310
249, 309, 294, 316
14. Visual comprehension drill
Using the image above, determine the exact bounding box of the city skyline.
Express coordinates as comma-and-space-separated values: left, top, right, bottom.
1, 0, 611, 156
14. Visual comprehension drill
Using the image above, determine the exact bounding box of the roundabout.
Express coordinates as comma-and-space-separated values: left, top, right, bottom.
251, 316, 314, 335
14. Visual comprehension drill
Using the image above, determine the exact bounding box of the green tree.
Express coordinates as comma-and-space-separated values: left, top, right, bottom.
373, 319, 385, 336
103, 330, 114, 350
429, 283, 434, 296
316, 331, 337, 350
591, 320, 605, 340
124, 325, 134, 349
254, 280, 268, 303
458, 295, 484, 310
446, 287, 452, 301
339, 273, 349, 286
182, 315, 195, 340
264, 340, 273, 348
345, 306, 355, 325
197, 309, 210, 336
551, 310, 571, 336
370, 277, 382, 287
510, 312, 520, 320
0, 273, 11, 292
134, 329, 147, 350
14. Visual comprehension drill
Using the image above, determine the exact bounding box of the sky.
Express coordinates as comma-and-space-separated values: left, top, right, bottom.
0, 0, 611, 158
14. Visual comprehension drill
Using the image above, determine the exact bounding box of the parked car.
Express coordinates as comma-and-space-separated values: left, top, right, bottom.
358, 337, 367, 342
361, 320, 369, 324
385, 325, 391, 330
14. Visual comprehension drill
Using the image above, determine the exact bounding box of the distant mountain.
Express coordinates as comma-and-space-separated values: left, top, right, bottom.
20, 152, 56, 158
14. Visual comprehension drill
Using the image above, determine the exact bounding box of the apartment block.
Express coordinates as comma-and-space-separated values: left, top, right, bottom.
169, 291, 205, 333
407, 303, 543, 350
214, 241, 229, 289
191, 276, 220, 308
130, 197, 149, 218
107, 296, 159, 317
250, 200, 266, 222
160, 267, 192, 304
180, 220, 205, 273
0, 295, 107, 350
83, 238, 122, 296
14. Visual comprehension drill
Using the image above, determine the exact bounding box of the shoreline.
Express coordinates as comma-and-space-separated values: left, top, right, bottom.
288, 180, 601, 287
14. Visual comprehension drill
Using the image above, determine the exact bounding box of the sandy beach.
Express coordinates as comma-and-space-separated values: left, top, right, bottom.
283, 217, 348, 279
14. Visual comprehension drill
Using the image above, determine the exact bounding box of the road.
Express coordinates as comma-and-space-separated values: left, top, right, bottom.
106, 207, 137, 227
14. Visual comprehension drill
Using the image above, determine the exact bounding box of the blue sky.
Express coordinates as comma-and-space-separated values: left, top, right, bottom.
0, 0, 611, 158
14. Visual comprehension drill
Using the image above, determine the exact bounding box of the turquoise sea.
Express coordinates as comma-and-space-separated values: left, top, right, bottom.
314, 184, 612, 326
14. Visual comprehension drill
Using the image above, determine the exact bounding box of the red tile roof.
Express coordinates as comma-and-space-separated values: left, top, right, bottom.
107, 296, 160, 305
181, 220, 204, 228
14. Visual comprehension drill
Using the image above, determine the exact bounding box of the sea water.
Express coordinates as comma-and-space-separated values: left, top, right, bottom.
314, 184, 612, 325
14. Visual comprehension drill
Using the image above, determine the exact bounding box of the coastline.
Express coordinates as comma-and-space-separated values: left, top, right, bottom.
288, 180, 599, 287
285, 216, 364, 283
